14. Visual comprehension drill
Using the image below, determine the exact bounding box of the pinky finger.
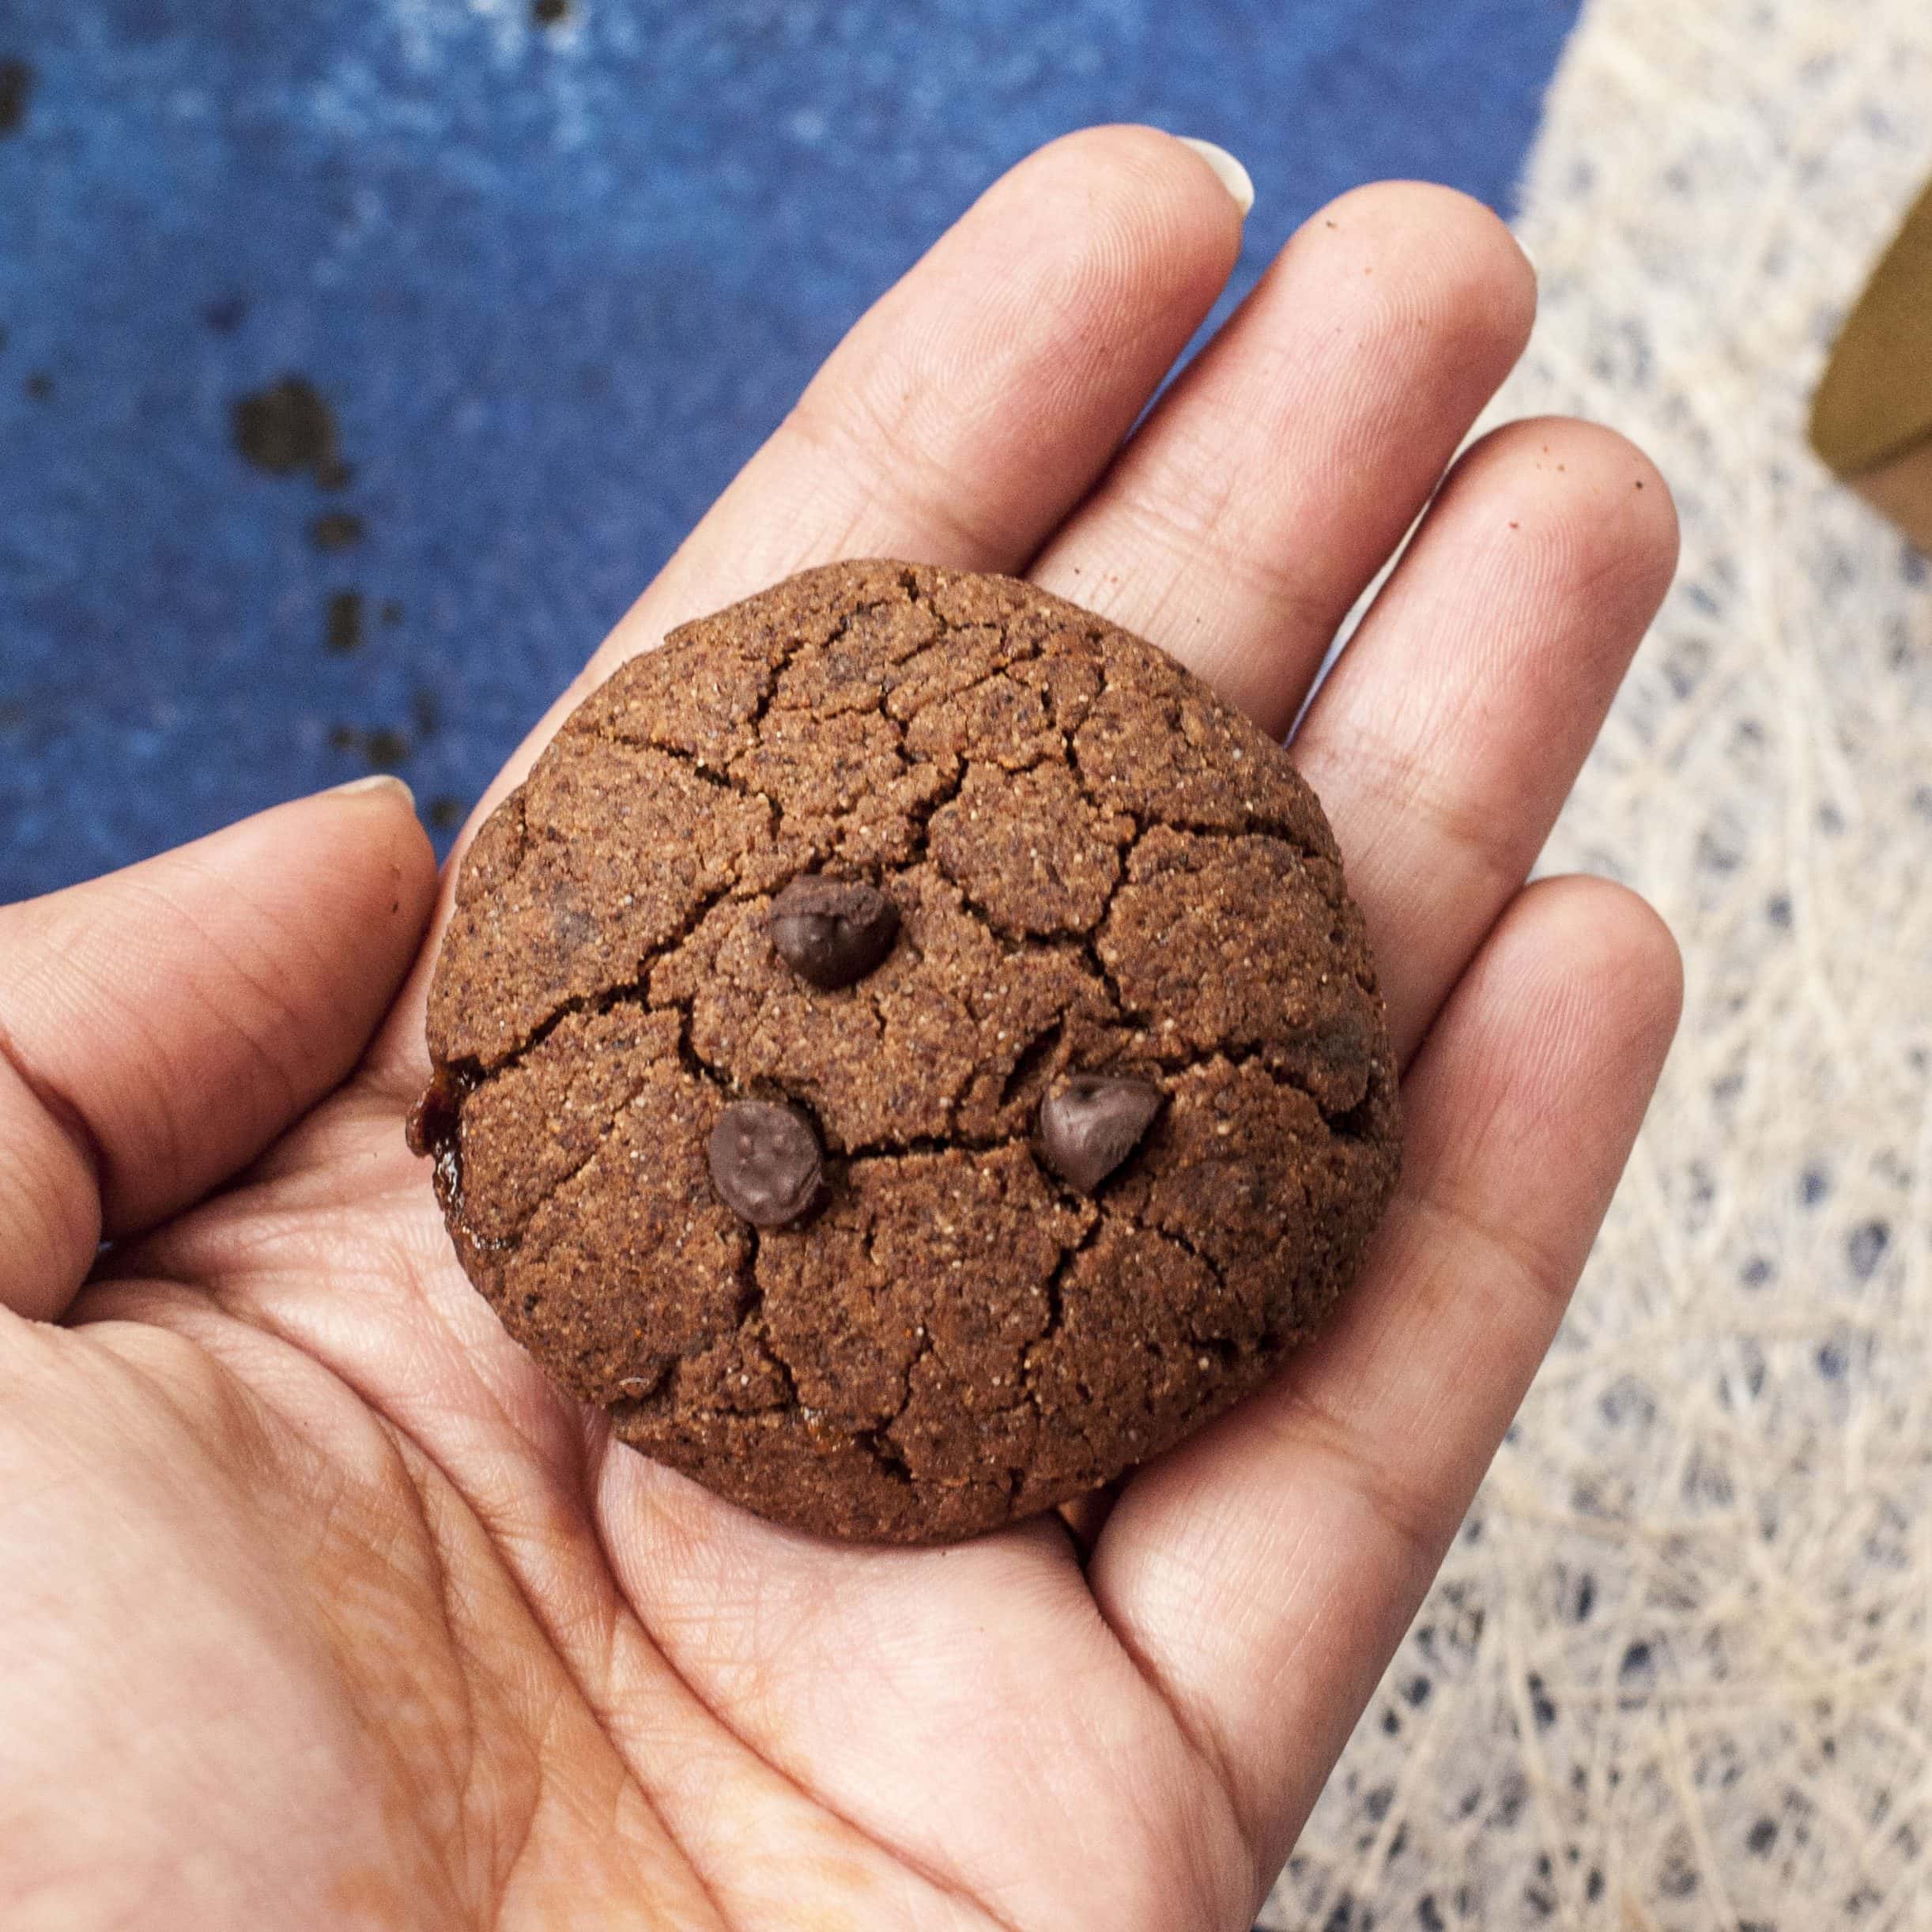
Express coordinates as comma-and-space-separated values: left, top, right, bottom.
1087, 875, 1682, 1880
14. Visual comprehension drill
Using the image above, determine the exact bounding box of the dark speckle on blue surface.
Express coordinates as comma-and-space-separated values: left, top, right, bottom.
311, 510, 363, 552
325, 588, 364, 655
233, 375, 349, 487
203, 292, 249, 334
0, 56, 33, 135
1, 1, 1578, 895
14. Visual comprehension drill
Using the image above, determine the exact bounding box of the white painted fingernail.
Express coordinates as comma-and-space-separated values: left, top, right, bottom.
328, 773, 416, 809
1176, 138, 1255, 218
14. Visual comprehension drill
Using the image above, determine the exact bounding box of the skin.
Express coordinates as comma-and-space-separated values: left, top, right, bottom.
0, 128, 1682, 1930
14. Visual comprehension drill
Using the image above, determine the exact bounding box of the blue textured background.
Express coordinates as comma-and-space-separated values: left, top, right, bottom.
0, 0, 1579, 898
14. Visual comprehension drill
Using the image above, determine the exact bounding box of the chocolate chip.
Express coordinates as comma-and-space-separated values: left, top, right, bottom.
708, 1100, 824, 1228
406, 1068, 467, 1157
768, 875, 900, 989
1038, 1076, 1163, 1192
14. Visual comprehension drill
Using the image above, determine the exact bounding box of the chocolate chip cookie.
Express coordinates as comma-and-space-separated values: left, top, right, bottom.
410, 560, 1401, 1543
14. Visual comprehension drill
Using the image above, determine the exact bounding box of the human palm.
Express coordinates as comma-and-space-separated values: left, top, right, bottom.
0, 130, 1681, 1930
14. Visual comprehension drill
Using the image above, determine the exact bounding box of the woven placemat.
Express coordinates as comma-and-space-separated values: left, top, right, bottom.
1266, 2, 1932, 1924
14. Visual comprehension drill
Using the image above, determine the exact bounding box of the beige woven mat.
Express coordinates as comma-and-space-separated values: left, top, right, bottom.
1263, 2, 1932, 1925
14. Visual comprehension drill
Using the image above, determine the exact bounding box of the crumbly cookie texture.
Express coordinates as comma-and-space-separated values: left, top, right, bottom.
412, 560, 1401, 1543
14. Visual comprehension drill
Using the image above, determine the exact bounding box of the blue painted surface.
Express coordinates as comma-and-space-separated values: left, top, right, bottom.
0, 0, 1579, 897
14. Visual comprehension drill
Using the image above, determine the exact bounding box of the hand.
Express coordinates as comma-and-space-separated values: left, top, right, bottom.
0, 128, 1679, 1930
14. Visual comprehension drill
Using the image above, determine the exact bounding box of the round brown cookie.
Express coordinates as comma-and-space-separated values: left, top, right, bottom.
410, 560, 1402, 1544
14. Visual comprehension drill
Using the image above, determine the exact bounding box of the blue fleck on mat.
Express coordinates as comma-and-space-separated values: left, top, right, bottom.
0, 0, 1579, 896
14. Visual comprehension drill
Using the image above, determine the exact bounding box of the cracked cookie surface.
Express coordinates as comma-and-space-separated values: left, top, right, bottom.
411, 560, 1402, 1543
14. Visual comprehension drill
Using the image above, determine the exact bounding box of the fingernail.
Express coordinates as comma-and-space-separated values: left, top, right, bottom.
329, 773, 416, 809
1176, 138, 1255, 218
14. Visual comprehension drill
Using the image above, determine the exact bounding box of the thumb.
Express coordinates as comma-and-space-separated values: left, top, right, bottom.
0, 778, 436, 1322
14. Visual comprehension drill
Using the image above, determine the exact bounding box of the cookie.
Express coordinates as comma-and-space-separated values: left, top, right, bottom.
409, 560, 1401, 1543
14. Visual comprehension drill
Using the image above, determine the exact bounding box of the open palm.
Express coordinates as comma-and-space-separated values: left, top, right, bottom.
1, 130, 1681, 1930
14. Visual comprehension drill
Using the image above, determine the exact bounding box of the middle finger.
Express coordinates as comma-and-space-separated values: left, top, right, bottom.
1031, 179, 1537, 735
